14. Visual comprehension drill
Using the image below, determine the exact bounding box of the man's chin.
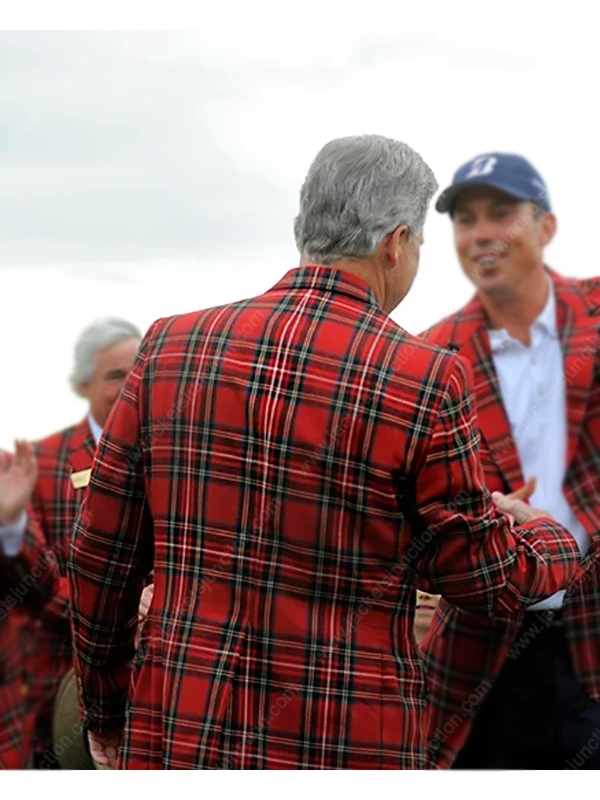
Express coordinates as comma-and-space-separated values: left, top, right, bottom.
472, 270, 510, 295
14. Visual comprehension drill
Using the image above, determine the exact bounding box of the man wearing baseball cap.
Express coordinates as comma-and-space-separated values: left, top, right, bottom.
419, 152, 600, 769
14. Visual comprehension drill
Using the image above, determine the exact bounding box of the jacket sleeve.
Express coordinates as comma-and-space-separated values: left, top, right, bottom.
28, 484, 71, 627
68, 325, 155, 735
410, 355, 580, 616
0, 513, 59, 616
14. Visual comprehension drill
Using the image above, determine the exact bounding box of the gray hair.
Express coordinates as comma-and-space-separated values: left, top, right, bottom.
294, 135, 438, 265
70, 317, 142, 396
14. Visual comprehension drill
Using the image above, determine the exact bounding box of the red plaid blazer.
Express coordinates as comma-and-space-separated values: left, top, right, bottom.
69, 266, 580, 770
0, 469, 58, 769
25, 418, 96, 752
420, 269, 600, 769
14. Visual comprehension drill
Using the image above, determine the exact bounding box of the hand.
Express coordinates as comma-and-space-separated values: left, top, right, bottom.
493, 476, 538, 527
506, 475, 537, 504
88, 731, 121, 769
414, 591, 439, 644
0, 440, 37, 525
134, 582, 154, 649
492, 478, 551, 525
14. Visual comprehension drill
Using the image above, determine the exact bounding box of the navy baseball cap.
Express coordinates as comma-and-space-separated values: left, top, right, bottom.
436, 152, 551, 214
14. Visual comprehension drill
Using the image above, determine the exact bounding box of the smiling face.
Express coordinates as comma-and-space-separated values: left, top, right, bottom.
452, 187, 556, 298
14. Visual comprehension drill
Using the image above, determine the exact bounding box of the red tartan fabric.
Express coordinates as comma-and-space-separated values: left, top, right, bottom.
420, 269, 600, 768
0, 486, 58, 769
25, 419, 95, 755
69, 266, 580, 769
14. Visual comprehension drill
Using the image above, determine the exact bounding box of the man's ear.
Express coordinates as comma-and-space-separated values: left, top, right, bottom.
385, 224, 409, 266
539, 212, 557, 247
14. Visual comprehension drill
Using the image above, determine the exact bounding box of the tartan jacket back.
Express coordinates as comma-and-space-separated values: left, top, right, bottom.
69, 267, 580, 770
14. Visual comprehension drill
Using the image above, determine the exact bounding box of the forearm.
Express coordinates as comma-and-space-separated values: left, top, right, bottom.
69, 497, 151, 732
413, 356, 580, 617
0, 514, 59, 614
417, 514, 580, 616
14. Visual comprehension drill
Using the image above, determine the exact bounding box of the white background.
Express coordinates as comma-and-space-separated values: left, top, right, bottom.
2, 3, 600, 456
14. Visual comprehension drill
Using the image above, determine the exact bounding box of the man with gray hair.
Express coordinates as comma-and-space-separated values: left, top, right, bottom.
69, 135, 578, 770
19, 317, 142, 767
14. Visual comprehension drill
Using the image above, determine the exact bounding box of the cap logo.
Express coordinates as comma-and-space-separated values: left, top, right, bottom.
465, 156, 497, 179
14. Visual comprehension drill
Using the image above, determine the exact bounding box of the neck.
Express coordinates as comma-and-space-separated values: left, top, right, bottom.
299, 257, 387, 311
480, 266, 549, 346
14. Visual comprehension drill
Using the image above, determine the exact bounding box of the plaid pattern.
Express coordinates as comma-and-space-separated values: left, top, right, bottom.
0, 473, 58, 769
24, 419, 96, 755
69, 266, 579, 770
420, 268, 600, 769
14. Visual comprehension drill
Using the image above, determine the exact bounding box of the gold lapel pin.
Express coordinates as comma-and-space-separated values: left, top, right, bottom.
70, 468, 92, 490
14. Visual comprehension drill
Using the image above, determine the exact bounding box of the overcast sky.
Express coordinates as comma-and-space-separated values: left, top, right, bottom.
2, 19, 600, 448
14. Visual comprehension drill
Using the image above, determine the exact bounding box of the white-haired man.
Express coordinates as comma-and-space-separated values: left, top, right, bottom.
20, 317, 142, 766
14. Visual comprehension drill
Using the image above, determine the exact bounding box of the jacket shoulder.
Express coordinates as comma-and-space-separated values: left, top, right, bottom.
35, 422, 82, 457
573, 274, 600, 306
419, 311, 463, 349
388, 327, 469, 397
141, 300, 256, 350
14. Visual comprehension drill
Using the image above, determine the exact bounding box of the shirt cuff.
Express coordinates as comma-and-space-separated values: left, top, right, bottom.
0, 511, 27, 556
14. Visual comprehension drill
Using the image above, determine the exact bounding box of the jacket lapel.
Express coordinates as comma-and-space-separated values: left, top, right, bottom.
447, 297, 525, 492
67, 417, 97, 476
446, 270, 600, 491
553, 271, 600, 470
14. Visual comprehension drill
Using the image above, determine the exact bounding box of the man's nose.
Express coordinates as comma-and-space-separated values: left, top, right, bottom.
471, 217, 498, 246
109, 382, 125, 404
